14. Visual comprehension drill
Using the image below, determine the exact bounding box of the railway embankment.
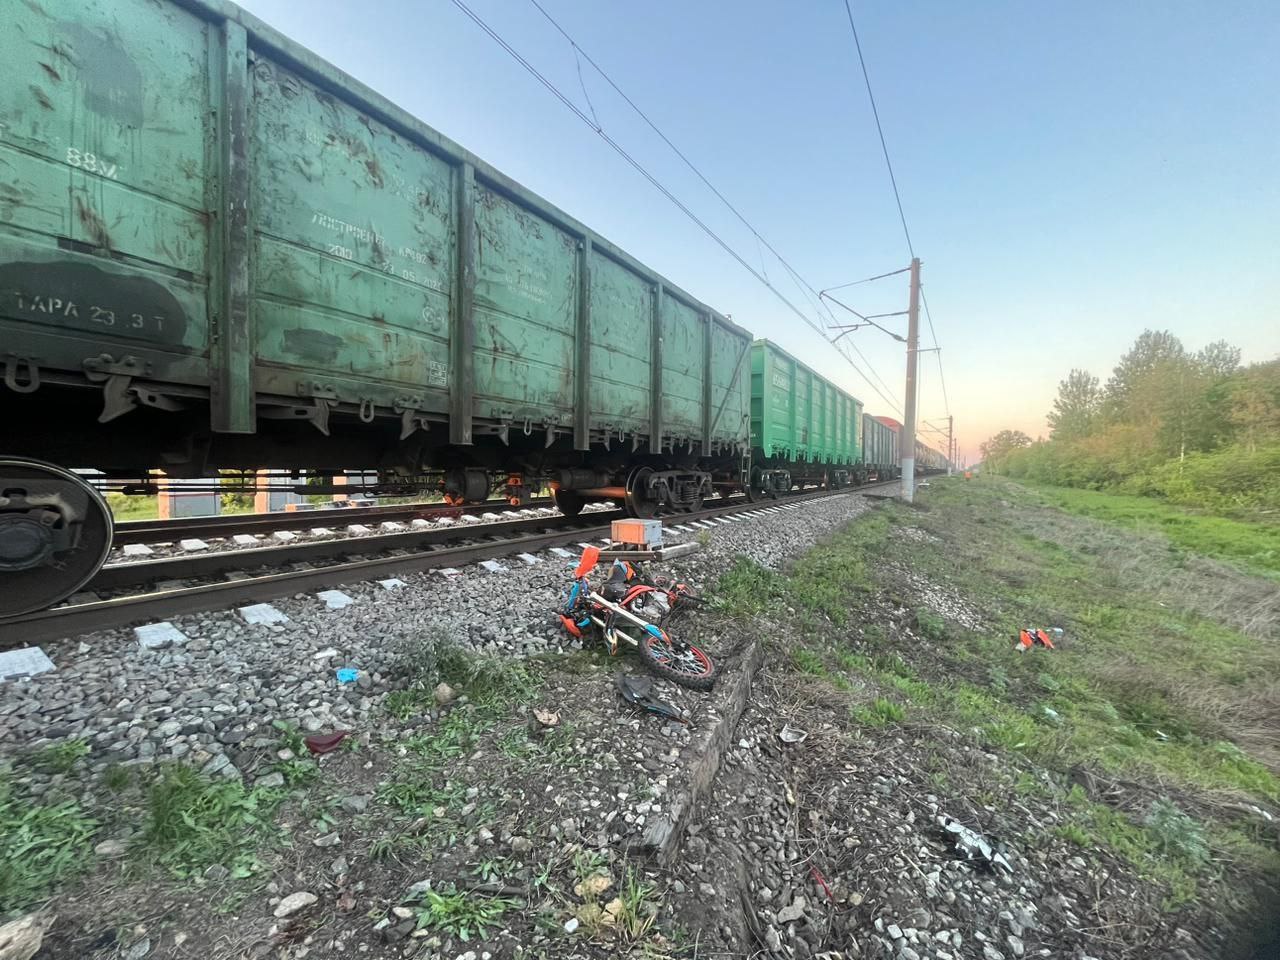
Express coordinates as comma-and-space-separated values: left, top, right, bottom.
658, 475, 1278, 960
3, 479, 1276, 960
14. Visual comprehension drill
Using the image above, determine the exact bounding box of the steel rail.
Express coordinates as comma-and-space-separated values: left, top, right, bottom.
93, 510, 623, 591
0, 483, 898, 649
112, 497, 556, 545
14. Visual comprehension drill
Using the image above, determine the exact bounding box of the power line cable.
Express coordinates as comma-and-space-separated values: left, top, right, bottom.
451, 0, 904, 414
781, 267, 900, 405
822, 264, 911, 292
840, 0, 950, 418
524, 0, 904, 414
920, 287, 951, 413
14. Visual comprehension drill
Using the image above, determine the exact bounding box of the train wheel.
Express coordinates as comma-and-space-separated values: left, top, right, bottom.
0, 459, 114, 618
552, 488, 585, 518
624, 466, 659, 519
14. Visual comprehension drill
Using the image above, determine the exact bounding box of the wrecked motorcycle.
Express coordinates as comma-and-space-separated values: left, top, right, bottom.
558, 546, 718, 690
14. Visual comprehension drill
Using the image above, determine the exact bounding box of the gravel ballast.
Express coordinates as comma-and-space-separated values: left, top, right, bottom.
1, 493, 872, 773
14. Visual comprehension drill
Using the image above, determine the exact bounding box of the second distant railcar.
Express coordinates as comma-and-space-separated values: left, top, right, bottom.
915, 440, 947, 475
860, 414, 899, 481
748, 340, 863, 498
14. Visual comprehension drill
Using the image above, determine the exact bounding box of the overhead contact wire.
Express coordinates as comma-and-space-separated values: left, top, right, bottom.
841, 0, 950, 418
520, 0, 903, 415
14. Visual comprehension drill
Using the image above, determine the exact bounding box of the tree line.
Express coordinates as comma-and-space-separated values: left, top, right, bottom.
980, 330, 1280, 515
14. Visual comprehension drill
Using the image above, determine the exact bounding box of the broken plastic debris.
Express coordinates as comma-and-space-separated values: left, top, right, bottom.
615, 673, 685, 723
335, 668, 359, 684
1015, 627, 1060, 652
810, 865, 834, 901
940, 816, 1012, 873
305, 731, 351, 754
779, 723, 808, 744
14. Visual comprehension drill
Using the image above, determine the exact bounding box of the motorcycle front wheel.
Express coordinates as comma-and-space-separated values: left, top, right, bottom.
633, 623, 719, 690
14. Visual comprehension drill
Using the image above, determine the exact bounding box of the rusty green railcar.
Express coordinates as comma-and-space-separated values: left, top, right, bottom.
748, 340, 864, 496
0, 0, 753, 615
861, 414, 900, 481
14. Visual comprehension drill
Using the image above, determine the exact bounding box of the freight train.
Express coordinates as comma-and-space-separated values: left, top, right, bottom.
0, 0, 944, 616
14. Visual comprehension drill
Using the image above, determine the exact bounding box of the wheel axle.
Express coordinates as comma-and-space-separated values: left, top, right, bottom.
0, 459, 114, 618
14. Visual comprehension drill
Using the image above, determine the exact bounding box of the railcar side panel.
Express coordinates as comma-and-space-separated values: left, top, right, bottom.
586, 251, 651, 435
709, 321, 751, 448
750, 341, 791, 459
0, 0, 212, 392
472, 184, 578, 425
659, 296, 704, 441
249, 56, 456, 412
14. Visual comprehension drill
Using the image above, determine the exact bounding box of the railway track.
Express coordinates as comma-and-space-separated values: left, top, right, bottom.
0, 482, 898, 649
111, 496, 557, 546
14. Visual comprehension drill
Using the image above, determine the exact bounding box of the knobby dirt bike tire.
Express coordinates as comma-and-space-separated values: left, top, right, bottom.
637, 626, 719, 691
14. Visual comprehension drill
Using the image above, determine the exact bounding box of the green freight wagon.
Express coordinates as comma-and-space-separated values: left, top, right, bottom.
748, 339, 863, 498
0, 0, 753, 616
861, 413, 900, 480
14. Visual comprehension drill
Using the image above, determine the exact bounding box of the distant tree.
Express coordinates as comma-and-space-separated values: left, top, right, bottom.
980, 429, 1032, 469
1047, 369, 1101, 441
1226, 359, 1280, 453
1103, 330, 1186, 422
1195, 340, 1242, 379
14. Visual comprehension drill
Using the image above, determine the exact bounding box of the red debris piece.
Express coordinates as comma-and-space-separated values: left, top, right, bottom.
304, 731, 350, 754
810, 865, 833, 901
1016, 628, 1057, 651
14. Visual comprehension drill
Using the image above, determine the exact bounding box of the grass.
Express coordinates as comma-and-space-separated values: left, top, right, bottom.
104, 493, 256, 522
271, 719, 308, 755
386, 688, 426, 721
376, 645, 551, 846
104, 492, 160, 520
0, 777, 98, 914
403, 709, 491, 766
851, 697, 906, 727
412, 886, 514, 942
274, 756, 320, 787
385, 642, 541, 722
613, 866, 660, 941
31, 738, 90, 774
139, 766, 285, 879
1026, 483, 1280, 580
376, 775, 465, 818
572, 848, 609, 888
712, 475, 1280, 912
103, 763, 131, 792
1055, 788, 1209, 909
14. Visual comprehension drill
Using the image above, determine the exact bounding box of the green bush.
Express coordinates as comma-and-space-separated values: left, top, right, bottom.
1143, 797, 1210, 869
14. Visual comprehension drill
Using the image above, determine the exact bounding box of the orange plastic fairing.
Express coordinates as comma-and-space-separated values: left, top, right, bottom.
574, 546, 601, 578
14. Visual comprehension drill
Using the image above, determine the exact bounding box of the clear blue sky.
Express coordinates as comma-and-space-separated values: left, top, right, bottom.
237, 0, 1279, 463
